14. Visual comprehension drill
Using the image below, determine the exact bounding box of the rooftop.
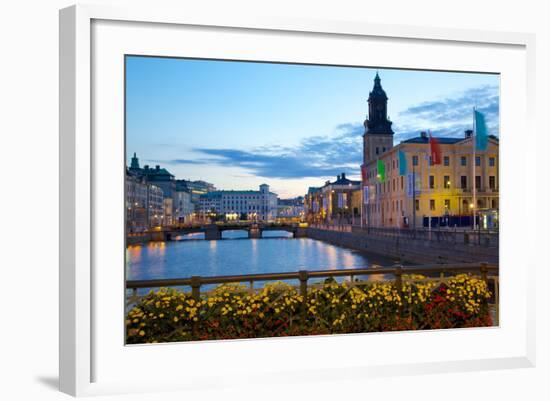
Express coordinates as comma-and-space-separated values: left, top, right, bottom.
401, 132, 499, 145
200, 190, 276, 198
326, 173, 361, 187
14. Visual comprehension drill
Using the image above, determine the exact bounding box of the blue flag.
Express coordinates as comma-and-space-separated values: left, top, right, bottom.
474, 110, 488, 151
398, 150, 407, 176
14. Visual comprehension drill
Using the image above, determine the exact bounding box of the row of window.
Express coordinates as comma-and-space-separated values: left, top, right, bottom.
376, 174, 497, 194
222, 195, 264, 200
368, 198, 498, 213
368, 155, 497, 180
411, 155, 496, 167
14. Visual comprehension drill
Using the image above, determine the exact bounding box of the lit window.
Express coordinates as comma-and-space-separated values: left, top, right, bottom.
443, 175, 450, 189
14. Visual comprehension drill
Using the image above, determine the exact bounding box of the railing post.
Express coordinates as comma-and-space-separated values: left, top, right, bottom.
298, 270, 308, 322
395, 265, 403, 315
480, 262, 488, 284
190, 276, 201, 302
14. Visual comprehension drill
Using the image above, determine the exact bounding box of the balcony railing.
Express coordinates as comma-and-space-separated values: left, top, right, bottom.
126, 262, 499, 324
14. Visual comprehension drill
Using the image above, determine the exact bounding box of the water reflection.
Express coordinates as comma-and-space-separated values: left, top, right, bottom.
126, 237, 394, 286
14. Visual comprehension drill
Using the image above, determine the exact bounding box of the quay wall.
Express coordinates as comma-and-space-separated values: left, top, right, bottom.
306, 228, 498, 265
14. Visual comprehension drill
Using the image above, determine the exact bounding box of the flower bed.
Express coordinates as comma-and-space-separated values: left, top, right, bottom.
126, 274, 493, 344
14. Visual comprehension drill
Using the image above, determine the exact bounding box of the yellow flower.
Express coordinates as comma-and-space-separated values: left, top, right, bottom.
138, 330, 145, 336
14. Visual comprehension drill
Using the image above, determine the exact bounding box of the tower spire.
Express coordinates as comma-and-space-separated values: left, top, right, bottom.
364, 72, 393, 135
130, 152, 140, 170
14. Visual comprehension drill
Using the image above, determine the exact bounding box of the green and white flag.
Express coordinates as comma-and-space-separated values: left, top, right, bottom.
376, 159, 385, 182
474, 110, 488, 151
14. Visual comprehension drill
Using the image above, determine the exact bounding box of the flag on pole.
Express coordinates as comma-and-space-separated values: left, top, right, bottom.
429, 133, 442, 165
474, 110, 488, 151
360, 164, 368, 184
398, 150, 407, 176
376, 159, 385, 182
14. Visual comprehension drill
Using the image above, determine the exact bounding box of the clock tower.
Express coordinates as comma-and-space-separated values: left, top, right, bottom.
362, 72, 394, 167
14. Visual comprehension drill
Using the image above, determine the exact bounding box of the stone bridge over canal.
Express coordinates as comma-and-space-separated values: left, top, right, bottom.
150, 223, 308, 241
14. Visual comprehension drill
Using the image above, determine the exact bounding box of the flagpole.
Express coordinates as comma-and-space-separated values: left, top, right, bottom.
427, 132, 432, 233
472, 107, 477, 230
360, 186, 364, 229
412, 159, 416, 232
360, 165, 365, 229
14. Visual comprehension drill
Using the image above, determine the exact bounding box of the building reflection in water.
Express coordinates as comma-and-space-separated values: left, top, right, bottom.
126, 237, 395, 286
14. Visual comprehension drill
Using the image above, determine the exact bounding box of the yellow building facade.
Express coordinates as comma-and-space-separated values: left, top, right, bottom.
363, 132, 499, 228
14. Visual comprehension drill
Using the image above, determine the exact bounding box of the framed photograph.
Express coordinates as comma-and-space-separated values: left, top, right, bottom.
60, 4, 536, 396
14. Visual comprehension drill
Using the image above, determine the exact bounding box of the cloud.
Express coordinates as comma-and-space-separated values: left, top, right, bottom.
154, 84, 499, 180
146, 158, 206, 165
397, 85, 499, 138
153, 123, 364, 180
195, 123, 364, 179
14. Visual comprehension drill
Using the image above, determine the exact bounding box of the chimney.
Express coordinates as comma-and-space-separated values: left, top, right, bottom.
337, 175, 341, 181
420, 131, 427, 139
341, 173, 346, 179
465, 129, 473, 138
155, 165, 160, 170
144, 165, 149, 170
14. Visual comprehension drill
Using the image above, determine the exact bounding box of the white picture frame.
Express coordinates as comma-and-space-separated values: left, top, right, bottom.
59, 4, 536, 397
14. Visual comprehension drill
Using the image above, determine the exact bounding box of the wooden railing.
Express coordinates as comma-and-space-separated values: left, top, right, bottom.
126, 262, 498, 300
126, 262, 499, 324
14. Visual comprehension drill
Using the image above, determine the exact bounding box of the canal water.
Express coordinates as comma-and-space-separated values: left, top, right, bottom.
126, 230, 396, 292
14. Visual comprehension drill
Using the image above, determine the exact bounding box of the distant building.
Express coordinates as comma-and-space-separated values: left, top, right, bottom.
176, 179, 216, 211
126, 173, 164, 231
198, 184, 278, 222
127, 153, 176, 227
304, 173, 361, 222
277, 196, 305, 219
174, 180, 194, 224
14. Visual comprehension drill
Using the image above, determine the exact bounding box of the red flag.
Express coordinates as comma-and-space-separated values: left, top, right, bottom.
360, 164, 368, 184
429, 134, 442, 165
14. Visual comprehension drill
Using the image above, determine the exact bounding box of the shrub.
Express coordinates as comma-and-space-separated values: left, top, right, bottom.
126, 274, 493, 344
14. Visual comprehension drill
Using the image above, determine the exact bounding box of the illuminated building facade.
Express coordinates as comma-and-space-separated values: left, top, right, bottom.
126, 173, 164, 232
304, 174, 362, 222
361, 74, 499, 229
198, 184, 278, 222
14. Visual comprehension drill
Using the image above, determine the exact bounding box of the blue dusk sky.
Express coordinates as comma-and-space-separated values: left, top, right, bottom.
126, 56, 499, 198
